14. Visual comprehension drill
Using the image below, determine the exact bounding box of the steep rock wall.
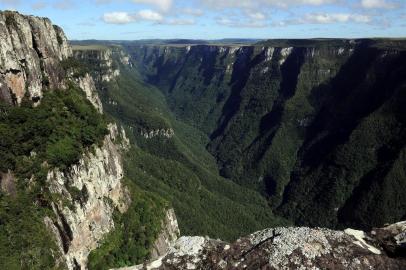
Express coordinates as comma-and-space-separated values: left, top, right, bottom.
75, 73, 103, 113
0, 12, 179, 270
150, 208, 180, 260
0, 11, 71, 104
127, 41, 406, 230
73, 48, 121, 83
46, 123, 131, 270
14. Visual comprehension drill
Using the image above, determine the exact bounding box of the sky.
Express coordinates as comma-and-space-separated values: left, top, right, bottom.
0, 0, 405, 40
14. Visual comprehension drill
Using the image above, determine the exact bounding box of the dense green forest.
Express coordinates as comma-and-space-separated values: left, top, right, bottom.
80, 51, 288, 243
126, 40, 406, 230
87, 181, 167, 269
69, 40, 406, 269
2, 37, 405, 269
72, 49, 287, 245
0, 86, 107, 269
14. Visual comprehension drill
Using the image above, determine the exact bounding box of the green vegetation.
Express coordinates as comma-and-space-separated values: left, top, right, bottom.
93, 55, 288, 241
72, 45, 110, 51
2, 37, 404, 269
127, 40, 406, 230
0, 85, 107, 270
61, 57, 90, 78
0, 193, 63, 270
0, 85, 107, 173
88, 181, 166, 269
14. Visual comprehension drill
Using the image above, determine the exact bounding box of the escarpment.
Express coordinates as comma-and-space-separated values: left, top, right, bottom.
127, 40, 406, 230
1, 10, 405, 270
0, 11, 179, 270
0, 11, 71, 105
46, 123, 131, 269
72, 46, 124, 83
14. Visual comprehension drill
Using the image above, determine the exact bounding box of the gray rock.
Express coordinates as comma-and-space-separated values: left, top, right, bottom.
0, 11, 71, 105
150, 208, 181, 260
46, 123, 131, 270
123, 223, 406, 270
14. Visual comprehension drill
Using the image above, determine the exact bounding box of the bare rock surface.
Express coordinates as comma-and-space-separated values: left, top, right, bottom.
46, 123, 131, 270
73, 48, 121, 82
0, 11, 71, 104
150, 208, 181, 260
75, 73, 103, 113
124, 222, 406, 270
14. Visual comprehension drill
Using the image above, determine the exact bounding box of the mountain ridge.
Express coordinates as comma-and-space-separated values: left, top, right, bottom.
124, 39, 406, 230
0, 10, 405, 270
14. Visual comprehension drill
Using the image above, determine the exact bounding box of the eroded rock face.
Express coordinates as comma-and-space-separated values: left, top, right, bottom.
126, 222, 406, 270
370, 221, 406, 257
150, 208, 180, 260
141, 128, 175, 139
75, 73, 103, 113
0, 11, 71, 105
0, 170, 16, 196
46, 123, 131, 270
73, 48, 122, 83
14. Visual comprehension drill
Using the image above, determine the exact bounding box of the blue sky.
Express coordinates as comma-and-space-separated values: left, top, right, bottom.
1, 0, 405, 40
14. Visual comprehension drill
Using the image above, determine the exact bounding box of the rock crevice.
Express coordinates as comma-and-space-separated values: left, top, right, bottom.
125, 222, 406, 270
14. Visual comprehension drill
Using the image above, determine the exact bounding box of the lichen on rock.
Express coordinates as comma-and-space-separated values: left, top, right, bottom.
124, 223, 406, 270
0, 11, 71, 105
46, 123, 131, 270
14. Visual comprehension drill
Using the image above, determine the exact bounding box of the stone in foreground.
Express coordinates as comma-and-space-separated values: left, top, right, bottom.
118, 221, 406, 270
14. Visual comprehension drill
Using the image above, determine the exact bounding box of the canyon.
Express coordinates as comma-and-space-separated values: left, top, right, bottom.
0, 10, 405, 270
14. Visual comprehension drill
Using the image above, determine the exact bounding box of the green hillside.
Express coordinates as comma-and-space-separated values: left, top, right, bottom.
85, 53, 288, 240
125, 39, 406, 230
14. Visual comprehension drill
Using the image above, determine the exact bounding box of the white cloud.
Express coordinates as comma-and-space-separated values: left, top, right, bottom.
137, 9, 163, 20
303, 13, 372, 23
360, 0, 396, 9
247, 11, 266, 20
95, 0, 114, 3
132, 0, 172, 12
53, 0, 75, 10
201, 0, 338, 9
103, 9, 164, 24
182, 8, 204, 16
164, 18, 196, 25
299, 0, 335, 4
103, 12, 134, 24
31, 1, 47, 10
216, 16, 268, 28
0, 0, 20, 4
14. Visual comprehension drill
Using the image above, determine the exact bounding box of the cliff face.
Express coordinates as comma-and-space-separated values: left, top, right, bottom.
46, 123, 131, 269
122, 221, 406, 270
128, 44, 352, 135
73, 47, 122, 83
75, 73, 103, 113
0, 12, 133, 269
150, 208, 180, 260
0, 11, 71, 105
127, 41, 406, 230
0, 11, 171, 270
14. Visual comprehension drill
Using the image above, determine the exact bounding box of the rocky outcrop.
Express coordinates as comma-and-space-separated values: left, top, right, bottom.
124, 222, 406, 270
150, 208, 180, 260
73, 47, 122, 83
0, 170, 16, 196
0, 11, 71, 105
141, 128, 174, 139
75, 73, 103, 113
46, 123, 131, 270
